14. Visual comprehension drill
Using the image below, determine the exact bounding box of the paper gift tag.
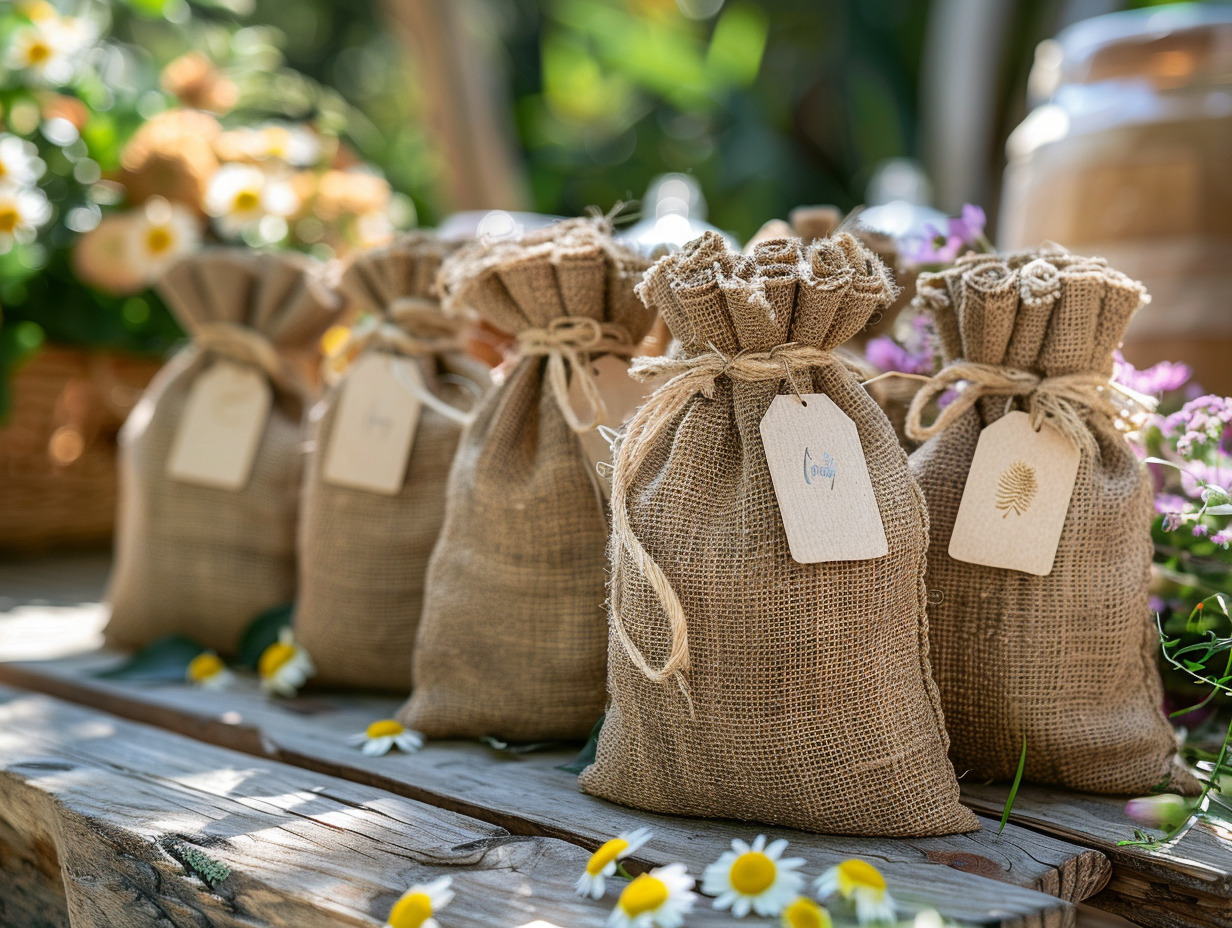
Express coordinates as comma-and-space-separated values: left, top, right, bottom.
569, 354, 667, 500
759, 393, 888, 563
166, 360, 272, 491
948, 410, 1080, 576
322, 353, 424, 495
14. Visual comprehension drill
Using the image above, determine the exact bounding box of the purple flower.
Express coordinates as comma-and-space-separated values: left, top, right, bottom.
1192, 523, 1210, 538
1125, 794, 1194, 830
865, 336, 934, 376
1113, 351, 1192, 396
1162, 395, 1232, 458
900, 204, 987, 267
948, 204, 986, 243
1155, 493, 1190, 515
1161, 512, 1185, 532
1212, 529, 1232, 548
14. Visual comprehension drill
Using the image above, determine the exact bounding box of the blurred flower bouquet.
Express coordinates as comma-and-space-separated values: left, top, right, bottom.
0, 0, 408, 418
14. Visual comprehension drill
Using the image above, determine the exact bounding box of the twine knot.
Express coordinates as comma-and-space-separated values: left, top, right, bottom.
516, 317, 636, 433
192, 321, 310, 400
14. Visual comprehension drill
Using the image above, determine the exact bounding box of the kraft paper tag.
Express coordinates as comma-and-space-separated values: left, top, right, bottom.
759, 393, 888, 563
948, 411, 1080, 576
569, 354, 666, 501
323, 353, 424, 496
166, 360, 272, 491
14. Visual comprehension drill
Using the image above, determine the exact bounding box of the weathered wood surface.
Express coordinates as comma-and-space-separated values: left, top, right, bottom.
0, 645, 1093, 928
0, 685, 753, 928
963, 783, 1232, 928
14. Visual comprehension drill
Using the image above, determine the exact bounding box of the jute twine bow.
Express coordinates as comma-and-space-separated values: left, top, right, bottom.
193, 321, 312, 400
609, 342, 868, 712
322, 298, 475, 425
516, 316, 636, 433
903, 361, 1156, 454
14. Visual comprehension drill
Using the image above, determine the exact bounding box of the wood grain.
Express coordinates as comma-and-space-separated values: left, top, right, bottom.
0, 647, 1089, 928
0, 685, 748, 928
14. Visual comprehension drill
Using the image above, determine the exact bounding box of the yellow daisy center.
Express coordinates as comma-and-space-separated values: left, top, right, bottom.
258, 641, 297, 677
0, 161, 8, 180
0, 207, 19, 233
730, 851, 776, 896
783, 897, 831, 928
618, 874, 669, 917
386, 891, 432, 928
366, 719, 404, 739
187, 652, 225, 682
145, 225, 174, 255
837, 859, 886, 898
25, 40, 52, 66
586, 838, 630, 876
232, 188, 261, 213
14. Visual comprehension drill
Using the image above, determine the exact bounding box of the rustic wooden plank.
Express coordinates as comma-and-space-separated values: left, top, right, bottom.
0, 644, 1089, 928
963, 782, 1232, 928
0, 685, 752, 928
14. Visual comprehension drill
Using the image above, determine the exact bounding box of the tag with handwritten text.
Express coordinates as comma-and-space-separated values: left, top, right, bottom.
323, 353, 424, 495
166, 360, 272, 491
759, 393, 887, 563
948, 411, 1080, 576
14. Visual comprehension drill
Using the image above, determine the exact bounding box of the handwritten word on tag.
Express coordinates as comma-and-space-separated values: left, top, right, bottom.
948, 410, 1080, 576
569, 354, 666, 501
759, 393, 887, 563
323, 353, 425, 496
167, 360, 272, 491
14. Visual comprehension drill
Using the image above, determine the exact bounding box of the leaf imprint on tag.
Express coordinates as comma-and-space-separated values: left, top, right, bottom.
995, 459, 1038, 518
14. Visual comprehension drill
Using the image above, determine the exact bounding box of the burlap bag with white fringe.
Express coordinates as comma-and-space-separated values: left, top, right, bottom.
397, 218, 653, 741
106, 250, 341, 655
294, 235, 491, 692
906, 245, 1197, 795
579, 231, 979, 837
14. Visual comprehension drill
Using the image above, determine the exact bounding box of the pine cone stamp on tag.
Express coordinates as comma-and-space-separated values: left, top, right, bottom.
995, 459, 1038, 518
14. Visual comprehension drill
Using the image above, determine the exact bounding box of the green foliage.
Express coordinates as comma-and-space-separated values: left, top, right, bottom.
557, 714, 604, 774
96, 634, 207, 682
236, 602, 294, 670
163, 840, 232, 888
998, 738, 1027, 835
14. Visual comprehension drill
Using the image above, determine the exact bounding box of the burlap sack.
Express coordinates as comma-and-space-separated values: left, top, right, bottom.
905, 246, 1197, 795
106, 251, 340, 655
579, 231, 979, 837
398, 218, 653, 741
294, 235, 491, 691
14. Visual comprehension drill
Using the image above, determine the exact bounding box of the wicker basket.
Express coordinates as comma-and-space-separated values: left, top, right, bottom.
0, 345, 162, 553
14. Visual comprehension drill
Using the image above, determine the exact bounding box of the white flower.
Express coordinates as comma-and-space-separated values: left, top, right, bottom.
5, 14, 96, 86
782, 896, 832, 928
0, 135, 45, 188
185, 651, 233, 690
0, 184, 51, 252
257, 123, 321, 167
575, 826, 654, 899
126, 197, 200, 283
258, 628, 315, 697
814, 859, 897, 926
608, 862, 696, 928
385, 876, 453, 928
347, 719, 424, 757
702, 834, 806, 918
204, 163, 298, 239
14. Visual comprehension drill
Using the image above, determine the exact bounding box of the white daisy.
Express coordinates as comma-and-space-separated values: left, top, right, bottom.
185, 651, 234, 690
0, 184, 51, 252
814, 859, 897, 926
256, 123, 321, 167
701, 834, 806, 918
347, 719, 425, 757
126, 197, 200, 283
204, 163, 299, 239
5, 15, 95, 86
385, 876, 453, 928
258, 627, 315, 697
0, 134, 45, 188
782, 896, 832, 928
575, 826, 654, 899
608, 862, 696, 928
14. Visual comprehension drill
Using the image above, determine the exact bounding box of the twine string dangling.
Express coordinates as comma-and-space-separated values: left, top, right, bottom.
515, 317, 637, 433
192, 321, 312, 401
902, 360, 1156, 455
607, 342, 869, 711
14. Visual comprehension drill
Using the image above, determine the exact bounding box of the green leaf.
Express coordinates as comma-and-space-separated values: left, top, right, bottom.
96, 634, 207, 682
557, 714, 604, 775
236, 603, 294, 670
999, 738, 1028, 834
479, 736, 563, 756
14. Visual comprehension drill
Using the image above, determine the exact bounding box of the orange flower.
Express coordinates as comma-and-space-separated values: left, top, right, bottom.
313, 170, 391, 221
120, 109, 221, 211
160, 52, 239, 115
72, 214, 146, 296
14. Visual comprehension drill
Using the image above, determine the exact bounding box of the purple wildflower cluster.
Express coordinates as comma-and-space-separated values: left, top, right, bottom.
1112, 351, 1192, 397
901, 204, 986, 266
864, 311, 937, 376
1161, 395, 1232, 458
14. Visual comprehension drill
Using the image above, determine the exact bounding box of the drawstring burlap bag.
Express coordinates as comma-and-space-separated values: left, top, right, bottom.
106, 250, 340, 655
397, 218, 653, 741
294, 236, 491, 692
905, 246, 1197, 795
579, 232, 979, 837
